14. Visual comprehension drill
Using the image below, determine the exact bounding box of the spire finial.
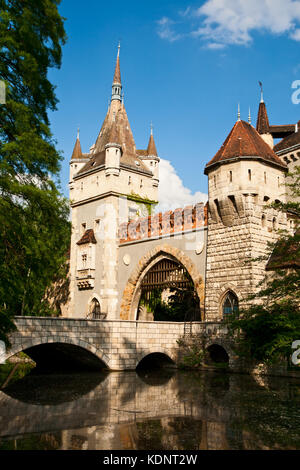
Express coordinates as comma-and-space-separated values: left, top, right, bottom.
237, 103, 241, 121
117, 41, 120, 58
112, 43, 122, 101
150, 121, 153, 136
259, 81, 264, 103
77, 127, 80, 139
248, 107, 252, 125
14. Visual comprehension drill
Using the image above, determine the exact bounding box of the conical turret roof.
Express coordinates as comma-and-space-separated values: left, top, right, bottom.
147, 133, 158, 156
205, 120, 287, 174
256, 101, 270, 134
71, 134, 82, 160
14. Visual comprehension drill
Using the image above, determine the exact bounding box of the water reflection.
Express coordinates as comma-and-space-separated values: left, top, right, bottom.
0, 370, 299, 450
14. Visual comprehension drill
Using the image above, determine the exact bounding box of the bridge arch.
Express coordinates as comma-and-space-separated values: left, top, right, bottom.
136, 348, 176, 369
205, 339, 235, 368
6, 335, 111, 370
120, 244, 205, 320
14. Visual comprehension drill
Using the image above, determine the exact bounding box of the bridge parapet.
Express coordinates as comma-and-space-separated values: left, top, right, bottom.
7, 317, 229, 371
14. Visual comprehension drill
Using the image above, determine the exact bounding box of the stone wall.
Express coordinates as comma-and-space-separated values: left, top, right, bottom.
6, 317, 226, 371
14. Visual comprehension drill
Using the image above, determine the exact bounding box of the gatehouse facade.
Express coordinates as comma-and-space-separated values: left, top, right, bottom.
66, 47, 297, 324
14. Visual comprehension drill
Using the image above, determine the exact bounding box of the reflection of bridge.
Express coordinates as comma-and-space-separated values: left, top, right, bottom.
6, 317, 232, 371
0, 371, 252, 449
0, 371, 292, 450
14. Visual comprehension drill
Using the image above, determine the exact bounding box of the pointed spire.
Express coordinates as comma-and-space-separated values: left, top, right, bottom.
71, 128, 82, 160
259, 81, 264, 103
256, 98, 270, 135
111, 43, 122, 102
248, 107, 252, 125
147, 123, 158, 156
113, 43, 121, 85
237, 103, 241, 121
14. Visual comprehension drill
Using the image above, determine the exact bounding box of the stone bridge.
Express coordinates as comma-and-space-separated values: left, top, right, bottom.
5, 317, 233, 371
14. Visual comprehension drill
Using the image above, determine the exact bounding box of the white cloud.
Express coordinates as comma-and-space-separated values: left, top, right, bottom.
157, 159, 207, 213
157, 17, 183, 42
158, 0, 300, 48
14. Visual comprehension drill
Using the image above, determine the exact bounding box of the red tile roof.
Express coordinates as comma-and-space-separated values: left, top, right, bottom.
274, 126, 300, 153
205, 120, 287, 173
147, 133, 158, 157
256, 102, 270, 134
77, 229, 97, 245
71, 136, 83, 160
269, 124, 295, 139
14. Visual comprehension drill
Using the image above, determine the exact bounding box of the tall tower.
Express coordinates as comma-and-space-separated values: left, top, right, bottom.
68, 47, 160, 319
204, 117, 288, 321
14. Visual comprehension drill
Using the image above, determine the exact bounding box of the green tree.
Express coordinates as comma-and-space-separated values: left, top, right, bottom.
226, 166, 300, 365
0, 0, 70, 346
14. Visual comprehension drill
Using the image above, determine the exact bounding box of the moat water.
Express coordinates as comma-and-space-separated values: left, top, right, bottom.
0, 369, 299, 450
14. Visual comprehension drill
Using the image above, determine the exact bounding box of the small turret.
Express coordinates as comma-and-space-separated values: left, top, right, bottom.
256, 83, 274, 148
137, 124, 160, 187
105, 119, 122, 176
69, 129, 87, 185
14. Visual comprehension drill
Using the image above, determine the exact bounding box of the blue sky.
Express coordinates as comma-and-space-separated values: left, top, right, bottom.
49, 0, 300, 210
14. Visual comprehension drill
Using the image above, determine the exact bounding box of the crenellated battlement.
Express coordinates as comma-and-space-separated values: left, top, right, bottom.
119, 202, 208, 244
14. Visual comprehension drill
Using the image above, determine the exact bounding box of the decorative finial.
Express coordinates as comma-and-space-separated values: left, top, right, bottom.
248, 107, 252, 124
150, 121, 153, 136
259, 81, 264, 103
77, 127, 80, 139
117, 41, 120, 58
237, 103, 241, 121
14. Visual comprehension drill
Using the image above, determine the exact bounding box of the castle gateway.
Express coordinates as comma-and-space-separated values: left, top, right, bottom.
66, 47, 297, 323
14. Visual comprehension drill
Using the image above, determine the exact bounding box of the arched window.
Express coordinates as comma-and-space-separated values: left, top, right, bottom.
90, 298, 101, 319
222, 292, 239, 317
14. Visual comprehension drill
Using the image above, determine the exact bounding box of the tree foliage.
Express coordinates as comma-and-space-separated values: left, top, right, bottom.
0, 1, 70, 345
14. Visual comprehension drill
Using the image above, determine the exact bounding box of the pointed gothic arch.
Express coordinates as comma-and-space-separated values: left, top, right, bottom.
119, 244, 205, 320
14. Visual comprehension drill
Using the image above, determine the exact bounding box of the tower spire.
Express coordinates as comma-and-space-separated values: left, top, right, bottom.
259, 81, 264, 103
256, 82, 270, 135
147, 123, 158, 156
111, 43, 122, 102
71, 128, 82, 160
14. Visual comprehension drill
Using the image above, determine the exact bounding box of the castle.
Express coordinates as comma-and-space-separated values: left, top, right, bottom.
67, 47, 298, 323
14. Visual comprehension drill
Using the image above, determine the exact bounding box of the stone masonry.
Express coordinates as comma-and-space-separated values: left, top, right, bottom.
6, 317, 230, 371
